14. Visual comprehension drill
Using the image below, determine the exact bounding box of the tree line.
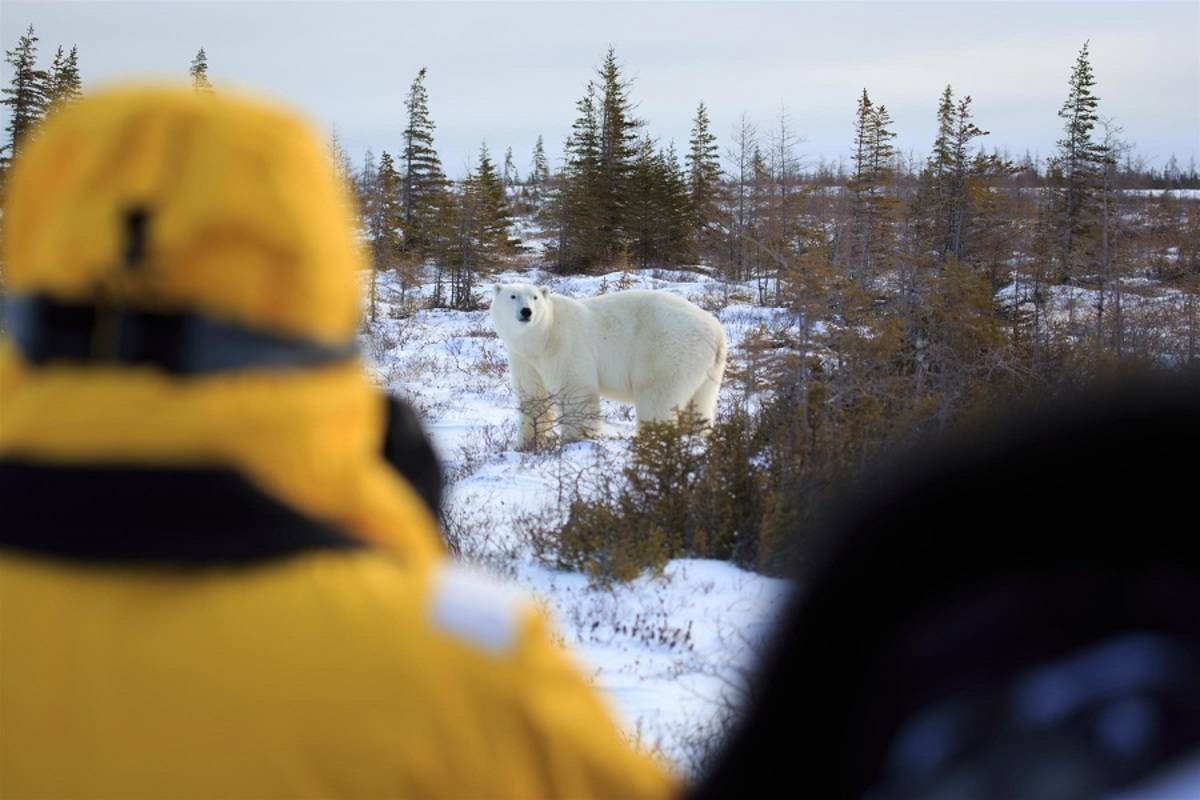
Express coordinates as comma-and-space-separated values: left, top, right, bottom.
1, 25, 81, 167
521, 44, 1199, 580
4, 28, 1197, 333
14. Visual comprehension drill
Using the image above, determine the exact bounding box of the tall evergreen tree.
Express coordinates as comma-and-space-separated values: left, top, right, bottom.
2, 25, 48, 164
502, 146, 518, 193
595, 47, 640, 259
328, 128, 355, 201
686, 101, 722, 241
440, 143, 512, 309
190, 48, 212, 92
557, 80, 606, 272
848, 89, 897, 286
628, 135, 663, 269
526, 134, 551, 209
552, 48, 641, 273
442, 166, 480, 309
530, 135, 550, 188
915, 86, 992, 263
628, 136, 692, 268
659, 140, 694, 265
1046, 41, 1108, 282
365, 150, 403, 318
475, 142, 512, 255
847, 89, 874, 281
400, 67, 448, 255
45, 46, 73, 113
358, 147, 378, 220
914, 85, 957, 258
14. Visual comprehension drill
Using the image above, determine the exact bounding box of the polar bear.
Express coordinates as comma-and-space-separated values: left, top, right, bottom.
491, 283, 726, 448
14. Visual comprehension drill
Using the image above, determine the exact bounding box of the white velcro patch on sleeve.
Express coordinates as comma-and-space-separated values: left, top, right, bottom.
429, 563, 526, 655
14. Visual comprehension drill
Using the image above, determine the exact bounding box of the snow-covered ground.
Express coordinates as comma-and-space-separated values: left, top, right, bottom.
996, 277, 1198, 363
362, 257, 1199, 779
364, 267, 793, 774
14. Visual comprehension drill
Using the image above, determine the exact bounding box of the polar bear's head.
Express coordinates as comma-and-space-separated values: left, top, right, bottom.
491, 283, 552, 342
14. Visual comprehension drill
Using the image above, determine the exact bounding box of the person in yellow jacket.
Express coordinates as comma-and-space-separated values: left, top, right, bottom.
0, 86, 676, 800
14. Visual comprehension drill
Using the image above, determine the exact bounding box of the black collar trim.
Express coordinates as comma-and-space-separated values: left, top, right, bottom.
0, 460, 363, 565
2, 294, 359, 375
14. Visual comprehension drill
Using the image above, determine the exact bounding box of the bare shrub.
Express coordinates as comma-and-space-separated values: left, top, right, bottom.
515, 389, 604, 454
447, 421, 517, 484
441, 495, 523, 578
365, 326, 398, 365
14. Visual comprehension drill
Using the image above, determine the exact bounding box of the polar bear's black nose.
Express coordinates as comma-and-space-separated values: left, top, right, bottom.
520, 307, 532, 320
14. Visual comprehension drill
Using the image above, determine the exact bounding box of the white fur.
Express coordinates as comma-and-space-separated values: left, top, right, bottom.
491, 283, 727, 448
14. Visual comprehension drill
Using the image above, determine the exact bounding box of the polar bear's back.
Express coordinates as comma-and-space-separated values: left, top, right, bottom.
576, 290, 725, 401
581, 290, 716, 335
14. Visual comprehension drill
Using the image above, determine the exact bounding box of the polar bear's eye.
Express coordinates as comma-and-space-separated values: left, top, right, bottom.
510, 295, 516, 299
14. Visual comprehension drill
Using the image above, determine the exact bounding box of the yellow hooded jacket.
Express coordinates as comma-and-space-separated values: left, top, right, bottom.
0, 87, 675, 799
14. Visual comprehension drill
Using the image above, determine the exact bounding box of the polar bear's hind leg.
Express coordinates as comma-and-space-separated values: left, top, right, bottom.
689, 374, 721, 425
634, 380, 704, 427
689, 337, 726, 425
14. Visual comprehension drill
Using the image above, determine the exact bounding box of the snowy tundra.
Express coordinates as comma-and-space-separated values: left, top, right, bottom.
367, 267, 791, 774
491, 283, 727, 448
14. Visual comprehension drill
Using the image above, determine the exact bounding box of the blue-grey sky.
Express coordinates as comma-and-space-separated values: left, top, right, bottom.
3, 1, 1198, 177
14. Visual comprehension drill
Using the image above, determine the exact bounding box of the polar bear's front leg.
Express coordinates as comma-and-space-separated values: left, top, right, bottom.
510, 354, 556, 451
545, 372, 602, 443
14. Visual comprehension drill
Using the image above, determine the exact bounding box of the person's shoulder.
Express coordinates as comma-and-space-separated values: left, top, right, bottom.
426, 561, 531, 656
315, 553, 536, 660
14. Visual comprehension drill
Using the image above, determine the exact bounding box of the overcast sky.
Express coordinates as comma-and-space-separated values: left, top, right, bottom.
3, 1, 1198, 177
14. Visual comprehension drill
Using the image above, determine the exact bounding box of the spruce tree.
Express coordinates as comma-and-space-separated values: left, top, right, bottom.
558, 80, 605, 272
366, 150, 404, 318
358, 147, 378, 222
2, 25, 48, 164
868, 102, 899, 275
190, 48, 213, 92
439, 144, 509, 310
553, 49, 641, 273
914, 85, 957, 259
595, 47, 640, 260
1047, 41, 1108, 282
869, 104, 897, 185
945, 95, 996, 261
530, 135, 550, 189
628, 135, 661, 268
686, 101, 722, 242
660, 140, 694, 265
502, 146, 518, 193
46, 46, 67, 111
400, 67, 448, 255
916, 86, 991, 263
628, 137, 692, 268
848, 89, 874, 281
847, 90, 898, 287
442, 167, 478, 309
328, 128, 355, 202
56, 45, 81, 105
475, 142, 511, 255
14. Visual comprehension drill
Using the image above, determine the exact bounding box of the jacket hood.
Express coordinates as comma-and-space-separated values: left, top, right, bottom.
0, 85, 441, 566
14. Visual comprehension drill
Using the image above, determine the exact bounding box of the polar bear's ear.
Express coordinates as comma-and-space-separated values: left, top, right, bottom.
540, 287, 550, 299
493, 284, 502, 296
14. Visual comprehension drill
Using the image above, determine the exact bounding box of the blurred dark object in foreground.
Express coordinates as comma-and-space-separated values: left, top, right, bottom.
693, 373, 1200, 800
382, 393, 444, 519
